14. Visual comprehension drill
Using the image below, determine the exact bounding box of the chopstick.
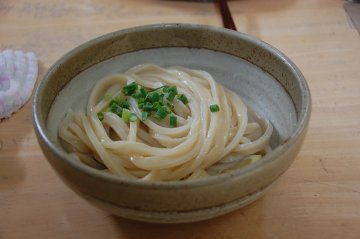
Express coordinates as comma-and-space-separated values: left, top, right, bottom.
218, 0, 237, 31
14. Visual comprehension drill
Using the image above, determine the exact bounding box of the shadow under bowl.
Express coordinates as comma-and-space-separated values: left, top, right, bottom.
32, 23, 311, 223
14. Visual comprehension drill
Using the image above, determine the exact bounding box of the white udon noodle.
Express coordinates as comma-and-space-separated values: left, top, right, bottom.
59, 64, 273, 181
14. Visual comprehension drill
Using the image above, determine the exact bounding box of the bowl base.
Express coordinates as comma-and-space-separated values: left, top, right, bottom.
78, 185, 271, 224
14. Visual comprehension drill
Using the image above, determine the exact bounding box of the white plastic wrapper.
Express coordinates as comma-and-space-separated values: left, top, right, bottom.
0, 49, 38, 119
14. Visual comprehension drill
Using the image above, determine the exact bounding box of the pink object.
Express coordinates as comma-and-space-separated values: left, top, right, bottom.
0, 49, 38, 119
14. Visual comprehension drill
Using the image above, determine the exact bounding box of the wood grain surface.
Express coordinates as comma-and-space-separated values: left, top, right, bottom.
1, 0, 360, 238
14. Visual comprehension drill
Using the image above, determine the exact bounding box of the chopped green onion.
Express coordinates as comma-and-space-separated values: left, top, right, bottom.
122, 108, 130, 123
143, 102, 153, 111
177, 94, 189, 104
155, 106, 168, 119
109, 103, 119, 113
129, 113, 137, 122
122, 82, 138, 96
166, 91, 177, 101
115, 106, 122, 117
137, 97, 145, 104
141, 111, 149, 121
140, 87, 147, 97
170, 115, 177, 127
109, 83, 186, 124
121, 101, 130, 109
153, 102, 162, 110
114, 95, 123, 104
158, 94, 165, 104
147, 92, 160, 103
97, 112, 104, 121
109, 100, 118, 108
131, 92, 143, 99
165, 85, 177, 94
209, 104, 220, 112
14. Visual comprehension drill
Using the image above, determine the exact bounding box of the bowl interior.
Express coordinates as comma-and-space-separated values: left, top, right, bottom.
47, 47, 296, 150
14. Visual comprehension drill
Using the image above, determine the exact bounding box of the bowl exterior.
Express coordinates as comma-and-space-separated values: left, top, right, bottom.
34, 121, 307, 223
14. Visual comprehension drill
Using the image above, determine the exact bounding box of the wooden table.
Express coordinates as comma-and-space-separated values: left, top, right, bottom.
1, 0, 360, 238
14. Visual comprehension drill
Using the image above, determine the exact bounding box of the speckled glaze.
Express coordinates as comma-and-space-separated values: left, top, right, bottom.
32, 23, 311, 223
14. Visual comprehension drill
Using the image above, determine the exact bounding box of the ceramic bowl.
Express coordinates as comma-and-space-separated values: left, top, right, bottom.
32, 23, 311, 223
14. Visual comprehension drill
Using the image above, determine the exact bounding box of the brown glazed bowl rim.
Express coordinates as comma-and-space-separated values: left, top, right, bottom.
32, 23, 311, 189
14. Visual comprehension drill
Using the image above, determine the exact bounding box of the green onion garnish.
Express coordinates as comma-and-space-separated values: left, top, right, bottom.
177, 94, 189, 104
209, 104, 220, 112
140, 87, 147, 97
137, 97, 145, 104
122, 82, 138, 96
131, 92, 142, 99
141, 111, 149, 121
109, 100, 117, 108
143, 102, 153, 111
121, 101, 130, 109
153, 102, 162, 110
103, 83, 186, 127
110, 103, 120, 113
115, 106, 122, 117
114, 95, 123, 104
97, 112, 104, 121
147, 92, 160, 103
122, 108, 130, 123
165, 85, 177, 94
157, 85, 168, 92
155, 106, 168, 119
129, 113, 137, 122
170, 115, 177, 127
166, 91, 177, 101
